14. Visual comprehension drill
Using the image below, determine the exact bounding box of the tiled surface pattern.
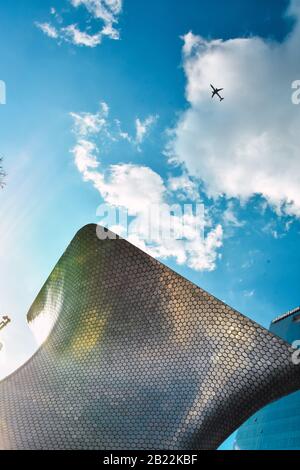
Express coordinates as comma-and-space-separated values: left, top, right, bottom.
0, 224, 299, 449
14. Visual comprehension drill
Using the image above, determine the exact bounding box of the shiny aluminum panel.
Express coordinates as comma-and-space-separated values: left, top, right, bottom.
0, 224, 299, 449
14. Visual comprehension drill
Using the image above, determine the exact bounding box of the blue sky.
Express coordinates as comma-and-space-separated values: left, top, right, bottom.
0, 0, 300, 450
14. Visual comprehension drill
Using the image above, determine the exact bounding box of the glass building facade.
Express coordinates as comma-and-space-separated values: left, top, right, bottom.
235, 307, 300, 450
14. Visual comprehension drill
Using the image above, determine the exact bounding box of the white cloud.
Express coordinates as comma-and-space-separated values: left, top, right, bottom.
71, 0, 122, 23
35, 22, 58, 39
262, 219, 290, 239
112, 114, 158, 147
187, 224, 223, 271
89, 163, 223, 271
181, 30, 199, 56
71, 139, 99, 173
167, 173, 199, 200
93, 164, 166, 214
70, 102, 108, 135
69, 105, 223, 271
62, 24, 102, 47
222, 201, 245, 227
101, 22, 120, 40
70, 103, 156, 147
135, 115, 158, 146
36, 0, 122, 47
168, 0, 300, 218
71, 0, 122, 39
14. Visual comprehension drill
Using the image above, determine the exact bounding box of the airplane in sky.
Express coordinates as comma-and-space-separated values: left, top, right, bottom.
210, 84, 224, 101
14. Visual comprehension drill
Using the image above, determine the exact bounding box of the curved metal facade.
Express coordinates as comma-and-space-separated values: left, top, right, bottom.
0, 224, 299, 449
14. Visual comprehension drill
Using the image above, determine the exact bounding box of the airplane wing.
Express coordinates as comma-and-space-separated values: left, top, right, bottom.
216, 88, 223, 92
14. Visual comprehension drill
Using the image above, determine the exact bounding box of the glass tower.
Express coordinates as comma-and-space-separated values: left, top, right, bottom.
235, 307, 300, 450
